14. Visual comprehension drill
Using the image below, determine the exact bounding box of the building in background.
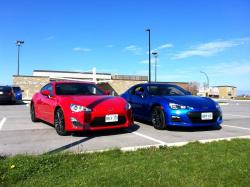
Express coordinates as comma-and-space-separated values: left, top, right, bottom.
198, 85, 237, 99
13, 69, 148, 99
215, 86, 237, 99
13, 69, 193, 100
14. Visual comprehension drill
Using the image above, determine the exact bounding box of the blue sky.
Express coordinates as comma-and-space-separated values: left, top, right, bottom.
0, 0, 250, 91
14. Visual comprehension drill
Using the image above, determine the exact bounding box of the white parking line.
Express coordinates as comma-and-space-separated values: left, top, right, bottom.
0, 117, 7, 130
223, 124, 250, 131
82, 135, 250, 153
130, 131, 166, 145
224, 114, 250, 118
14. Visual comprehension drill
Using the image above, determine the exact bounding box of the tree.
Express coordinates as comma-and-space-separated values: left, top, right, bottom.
187, 82, 199, 95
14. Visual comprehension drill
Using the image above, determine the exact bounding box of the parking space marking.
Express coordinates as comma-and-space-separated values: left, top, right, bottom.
223, 124, 250, 131
224, 114, 250, 118
129, 131, 166, 145
84, 135, 250, 153
0, 117, 7, 130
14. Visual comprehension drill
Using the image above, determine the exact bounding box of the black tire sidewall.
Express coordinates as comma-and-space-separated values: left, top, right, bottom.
55, 108, 68, 136
152, 106, 166, 130
30, 104, 38, 122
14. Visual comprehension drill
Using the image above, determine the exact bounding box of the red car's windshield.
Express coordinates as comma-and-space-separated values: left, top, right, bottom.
55, 83, 104, 96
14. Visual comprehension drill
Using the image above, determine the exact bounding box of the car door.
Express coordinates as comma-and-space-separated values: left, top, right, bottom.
40, 83, 56, 123
129, 85, 150, 119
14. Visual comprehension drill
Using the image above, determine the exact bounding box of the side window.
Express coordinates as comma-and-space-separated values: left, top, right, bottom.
147, 86, 158, 95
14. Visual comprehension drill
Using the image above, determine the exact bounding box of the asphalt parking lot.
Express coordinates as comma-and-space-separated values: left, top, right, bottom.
0, 100, 250, 156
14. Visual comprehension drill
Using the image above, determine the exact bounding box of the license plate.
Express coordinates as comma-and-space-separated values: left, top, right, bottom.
201, 112, 213, 120
105, 114, 118, 123
0, 91, 3, 95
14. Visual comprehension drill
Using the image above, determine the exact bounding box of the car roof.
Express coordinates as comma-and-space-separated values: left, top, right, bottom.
135, 82, 179, 87
0, 85, 12, 88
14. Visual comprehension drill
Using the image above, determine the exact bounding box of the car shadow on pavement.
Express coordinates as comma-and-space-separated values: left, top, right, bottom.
0, 101, 27, 106
135, 119, 222, 132
45, 124, 140, 155
72, 123, 140, 137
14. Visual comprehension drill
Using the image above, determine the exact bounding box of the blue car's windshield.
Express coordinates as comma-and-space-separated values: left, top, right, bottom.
147, 85, 187, 96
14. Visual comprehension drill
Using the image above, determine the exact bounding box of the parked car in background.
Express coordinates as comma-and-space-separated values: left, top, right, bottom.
121, 83, 222, 130
0, 85, 16, 104
12, 86, 23, 102
30, 81, 133, 136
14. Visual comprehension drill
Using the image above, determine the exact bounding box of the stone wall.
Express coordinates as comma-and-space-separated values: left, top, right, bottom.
13, 75, 50, 100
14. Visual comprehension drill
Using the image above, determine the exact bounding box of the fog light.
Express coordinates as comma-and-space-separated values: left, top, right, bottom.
171, 116, 181, 122
70, 117, 83, 127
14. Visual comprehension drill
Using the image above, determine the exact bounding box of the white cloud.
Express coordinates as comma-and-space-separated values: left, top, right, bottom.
205, 60, 250, 76
73, 47, 91, 52
45, 35, 55, 41
157, 43, 173, 50
173, 37, 250, 59
123, 45, 142, 55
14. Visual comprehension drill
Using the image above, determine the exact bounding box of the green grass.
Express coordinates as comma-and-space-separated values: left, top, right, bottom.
1, 139, 250, 187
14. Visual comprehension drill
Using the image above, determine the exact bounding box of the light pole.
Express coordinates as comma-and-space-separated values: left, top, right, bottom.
16, 40, 24, 76
145, 29, 151, 83
200, 71, 209, 89
152, 51, 158, 82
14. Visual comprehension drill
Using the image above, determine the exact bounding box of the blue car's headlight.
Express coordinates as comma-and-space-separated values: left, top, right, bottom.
169, 103, 193, 110
70, 104, 92, 112
216, 103, 221, 111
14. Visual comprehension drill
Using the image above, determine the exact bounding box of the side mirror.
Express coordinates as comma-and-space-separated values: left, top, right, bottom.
186, 91, 192, 95
135, 91, 144, 98
41, 90, 50, 96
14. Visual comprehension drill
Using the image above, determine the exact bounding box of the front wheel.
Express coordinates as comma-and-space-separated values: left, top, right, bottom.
151, 106, 166, 130
30, 103, 39, 122
54, 108, 68, 136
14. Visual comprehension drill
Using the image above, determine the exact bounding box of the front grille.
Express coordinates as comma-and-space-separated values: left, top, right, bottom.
90, 116, 126, 127
187, 111, 221, 124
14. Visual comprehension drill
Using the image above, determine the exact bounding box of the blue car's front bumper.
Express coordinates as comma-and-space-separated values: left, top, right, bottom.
166, 109, 223, 127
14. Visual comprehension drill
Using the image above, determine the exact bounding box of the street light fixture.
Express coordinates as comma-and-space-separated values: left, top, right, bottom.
16, 40, 24, 76
145, 29, 151, 83
200, 71, 209, 89
152, 51, 158, 82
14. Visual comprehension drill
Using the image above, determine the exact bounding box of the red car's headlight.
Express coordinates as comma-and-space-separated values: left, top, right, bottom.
125, 103, 131, 110
70, 104, 92, 112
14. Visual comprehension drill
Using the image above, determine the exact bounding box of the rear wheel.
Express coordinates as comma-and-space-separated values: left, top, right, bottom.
30, 103, 39, 122
151, 106, 166, 130
54, 108, 68, 136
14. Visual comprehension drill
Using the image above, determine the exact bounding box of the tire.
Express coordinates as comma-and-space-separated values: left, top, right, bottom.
30, 103, 39, 122
54, 108, 68, 136
151, 106, 166, 130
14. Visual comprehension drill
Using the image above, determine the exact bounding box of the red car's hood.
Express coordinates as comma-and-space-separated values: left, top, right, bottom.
58, 95, 126, 109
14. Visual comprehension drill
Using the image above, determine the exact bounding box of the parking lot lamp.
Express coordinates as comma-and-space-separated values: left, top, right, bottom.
16, 40, 24, 76
152, 51, 158, 82
200, 71, 209, 89
145, 29, 151, 83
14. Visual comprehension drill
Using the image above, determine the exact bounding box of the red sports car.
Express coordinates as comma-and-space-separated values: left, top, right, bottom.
30, 81, 133, 136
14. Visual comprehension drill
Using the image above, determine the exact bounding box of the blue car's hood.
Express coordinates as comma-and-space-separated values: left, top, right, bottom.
163, 96, 216, 109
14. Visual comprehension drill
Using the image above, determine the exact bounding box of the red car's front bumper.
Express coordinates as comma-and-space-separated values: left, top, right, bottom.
64, 109, 134, 132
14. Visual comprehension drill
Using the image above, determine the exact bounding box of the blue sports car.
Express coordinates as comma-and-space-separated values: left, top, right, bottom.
121, 83, 222, 129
